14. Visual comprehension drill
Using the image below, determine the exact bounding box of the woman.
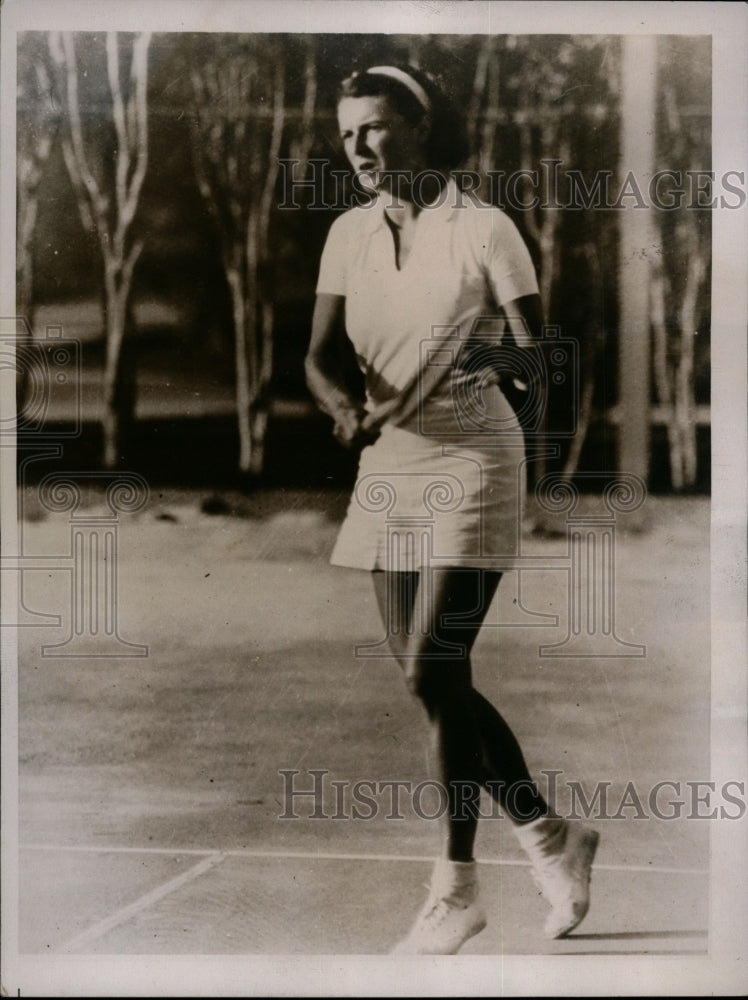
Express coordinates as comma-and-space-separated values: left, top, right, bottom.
305, 64, 598, 955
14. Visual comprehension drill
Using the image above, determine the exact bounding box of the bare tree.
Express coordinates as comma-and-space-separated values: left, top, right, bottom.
17, 36, 58, 336
467, 36, 503, 186
288, 37, 318, 177
16, 35, 60, 408
651, 78, 709, 491
48, 31, 151, 469
464, 36, 622, 508
188, 36, 317, 477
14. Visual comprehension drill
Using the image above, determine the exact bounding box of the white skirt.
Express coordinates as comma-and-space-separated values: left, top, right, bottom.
331, 383, 527, 572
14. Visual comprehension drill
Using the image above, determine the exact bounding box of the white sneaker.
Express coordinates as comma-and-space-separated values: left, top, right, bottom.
527, 822, 600, 939
391, 859, 487, 955
391, 892, 487, 955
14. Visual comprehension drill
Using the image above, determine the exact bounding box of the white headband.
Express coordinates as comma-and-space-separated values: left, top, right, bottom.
365, 66, 432, 112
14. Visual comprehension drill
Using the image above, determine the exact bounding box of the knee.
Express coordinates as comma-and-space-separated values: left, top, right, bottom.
402, 662, 427, 703
403, 655, 467, 711
386, 635, 408, 666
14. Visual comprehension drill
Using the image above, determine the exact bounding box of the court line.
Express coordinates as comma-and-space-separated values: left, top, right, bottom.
23, 842, 708, 877
53, 851, 226, 954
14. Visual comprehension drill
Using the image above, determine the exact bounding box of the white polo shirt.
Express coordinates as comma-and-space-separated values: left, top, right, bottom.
316, 179, 539, 416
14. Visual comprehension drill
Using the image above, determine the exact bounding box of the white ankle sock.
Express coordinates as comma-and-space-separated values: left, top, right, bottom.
430, 858, 479, 901
511, 814, 566, 854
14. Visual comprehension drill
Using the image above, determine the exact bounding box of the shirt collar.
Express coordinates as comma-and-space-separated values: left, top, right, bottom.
360, 176, 459, 232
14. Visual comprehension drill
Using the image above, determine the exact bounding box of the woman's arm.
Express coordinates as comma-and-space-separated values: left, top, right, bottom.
305, 293, 379, 449
497, 293, 547, 439
501, 292, 544, 346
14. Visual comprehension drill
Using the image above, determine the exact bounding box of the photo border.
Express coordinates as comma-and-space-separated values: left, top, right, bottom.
1, 1, 745, 995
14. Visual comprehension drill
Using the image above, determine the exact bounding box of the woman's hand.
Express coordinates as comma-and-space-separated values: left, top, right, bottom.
333, 404, 381, 449
307, 293, 375, 448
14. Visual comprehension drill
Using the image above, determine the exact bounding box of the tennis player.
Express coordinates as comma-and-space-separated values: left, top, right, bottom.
306, 64, 599, 955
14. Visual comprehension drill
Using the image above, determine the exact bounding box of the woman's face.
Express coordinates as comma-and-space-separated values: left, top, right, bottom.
338, 94, 426, 187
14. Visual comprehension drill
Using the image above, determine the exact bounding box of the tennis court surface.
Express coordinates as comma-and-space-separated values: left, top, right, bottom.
15, 494, 714, 957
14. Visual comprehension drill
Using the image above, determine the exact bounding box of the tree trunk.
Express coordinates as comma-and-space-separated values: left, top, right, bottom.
650, 266, 684, 490
248, 403, 269, 478
101, 266, 136, 468
16, 167, 42, 411
189, 40, 298, 479
227, 266, 254, 475
101, 296, 125, 468
15, 211, 35, 408
618, 35, 656, 486
675, 252, 701, 490
48, 30, 149, 470
235, 209, 270, 482
245, 294, 274, 477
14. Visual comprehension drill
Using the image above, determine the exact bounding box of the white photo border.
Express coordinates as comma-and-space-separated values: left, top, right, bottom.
1, 1, 745, 995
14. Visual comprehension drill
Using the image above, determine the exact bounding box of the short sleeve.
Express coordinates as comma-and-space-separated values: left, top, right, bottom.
481, 208, 539, 306
316, 214, 349, 296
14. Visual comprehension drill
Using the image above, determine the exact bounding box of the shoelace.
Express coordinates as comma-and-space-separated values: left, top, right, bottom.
422, 899, 453, 928
420, 895, 473, 928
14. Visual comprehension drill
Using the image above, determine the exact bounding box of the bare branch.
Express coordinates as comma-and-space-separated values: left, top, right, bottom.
106, 32, 129, 223
49, 32, 109, 228
33, 60, 59, 133
289, 37, 317, 173
121, 237, 145, 295
258, 55, 286, 247
478, 44, 499, 176
245, 54, 262, 187
188, 112, 234, 271
117, 33, 151, 245
59, 135, 96, 235
650, 264, 672, 408
17, 42, 59, 317
467, 36, 491, 155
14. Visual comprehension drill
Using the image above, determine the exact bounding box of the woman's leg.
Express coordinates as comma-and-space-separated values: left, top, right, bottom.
470, 690, 547, 821
373, 567, 599, 950
374, 567, 482, 860
372, 567, 547, 836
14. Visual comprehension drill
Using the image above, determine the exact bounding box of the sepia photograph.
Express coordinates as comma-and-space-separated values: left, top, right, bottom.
1, 1, 746, 995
